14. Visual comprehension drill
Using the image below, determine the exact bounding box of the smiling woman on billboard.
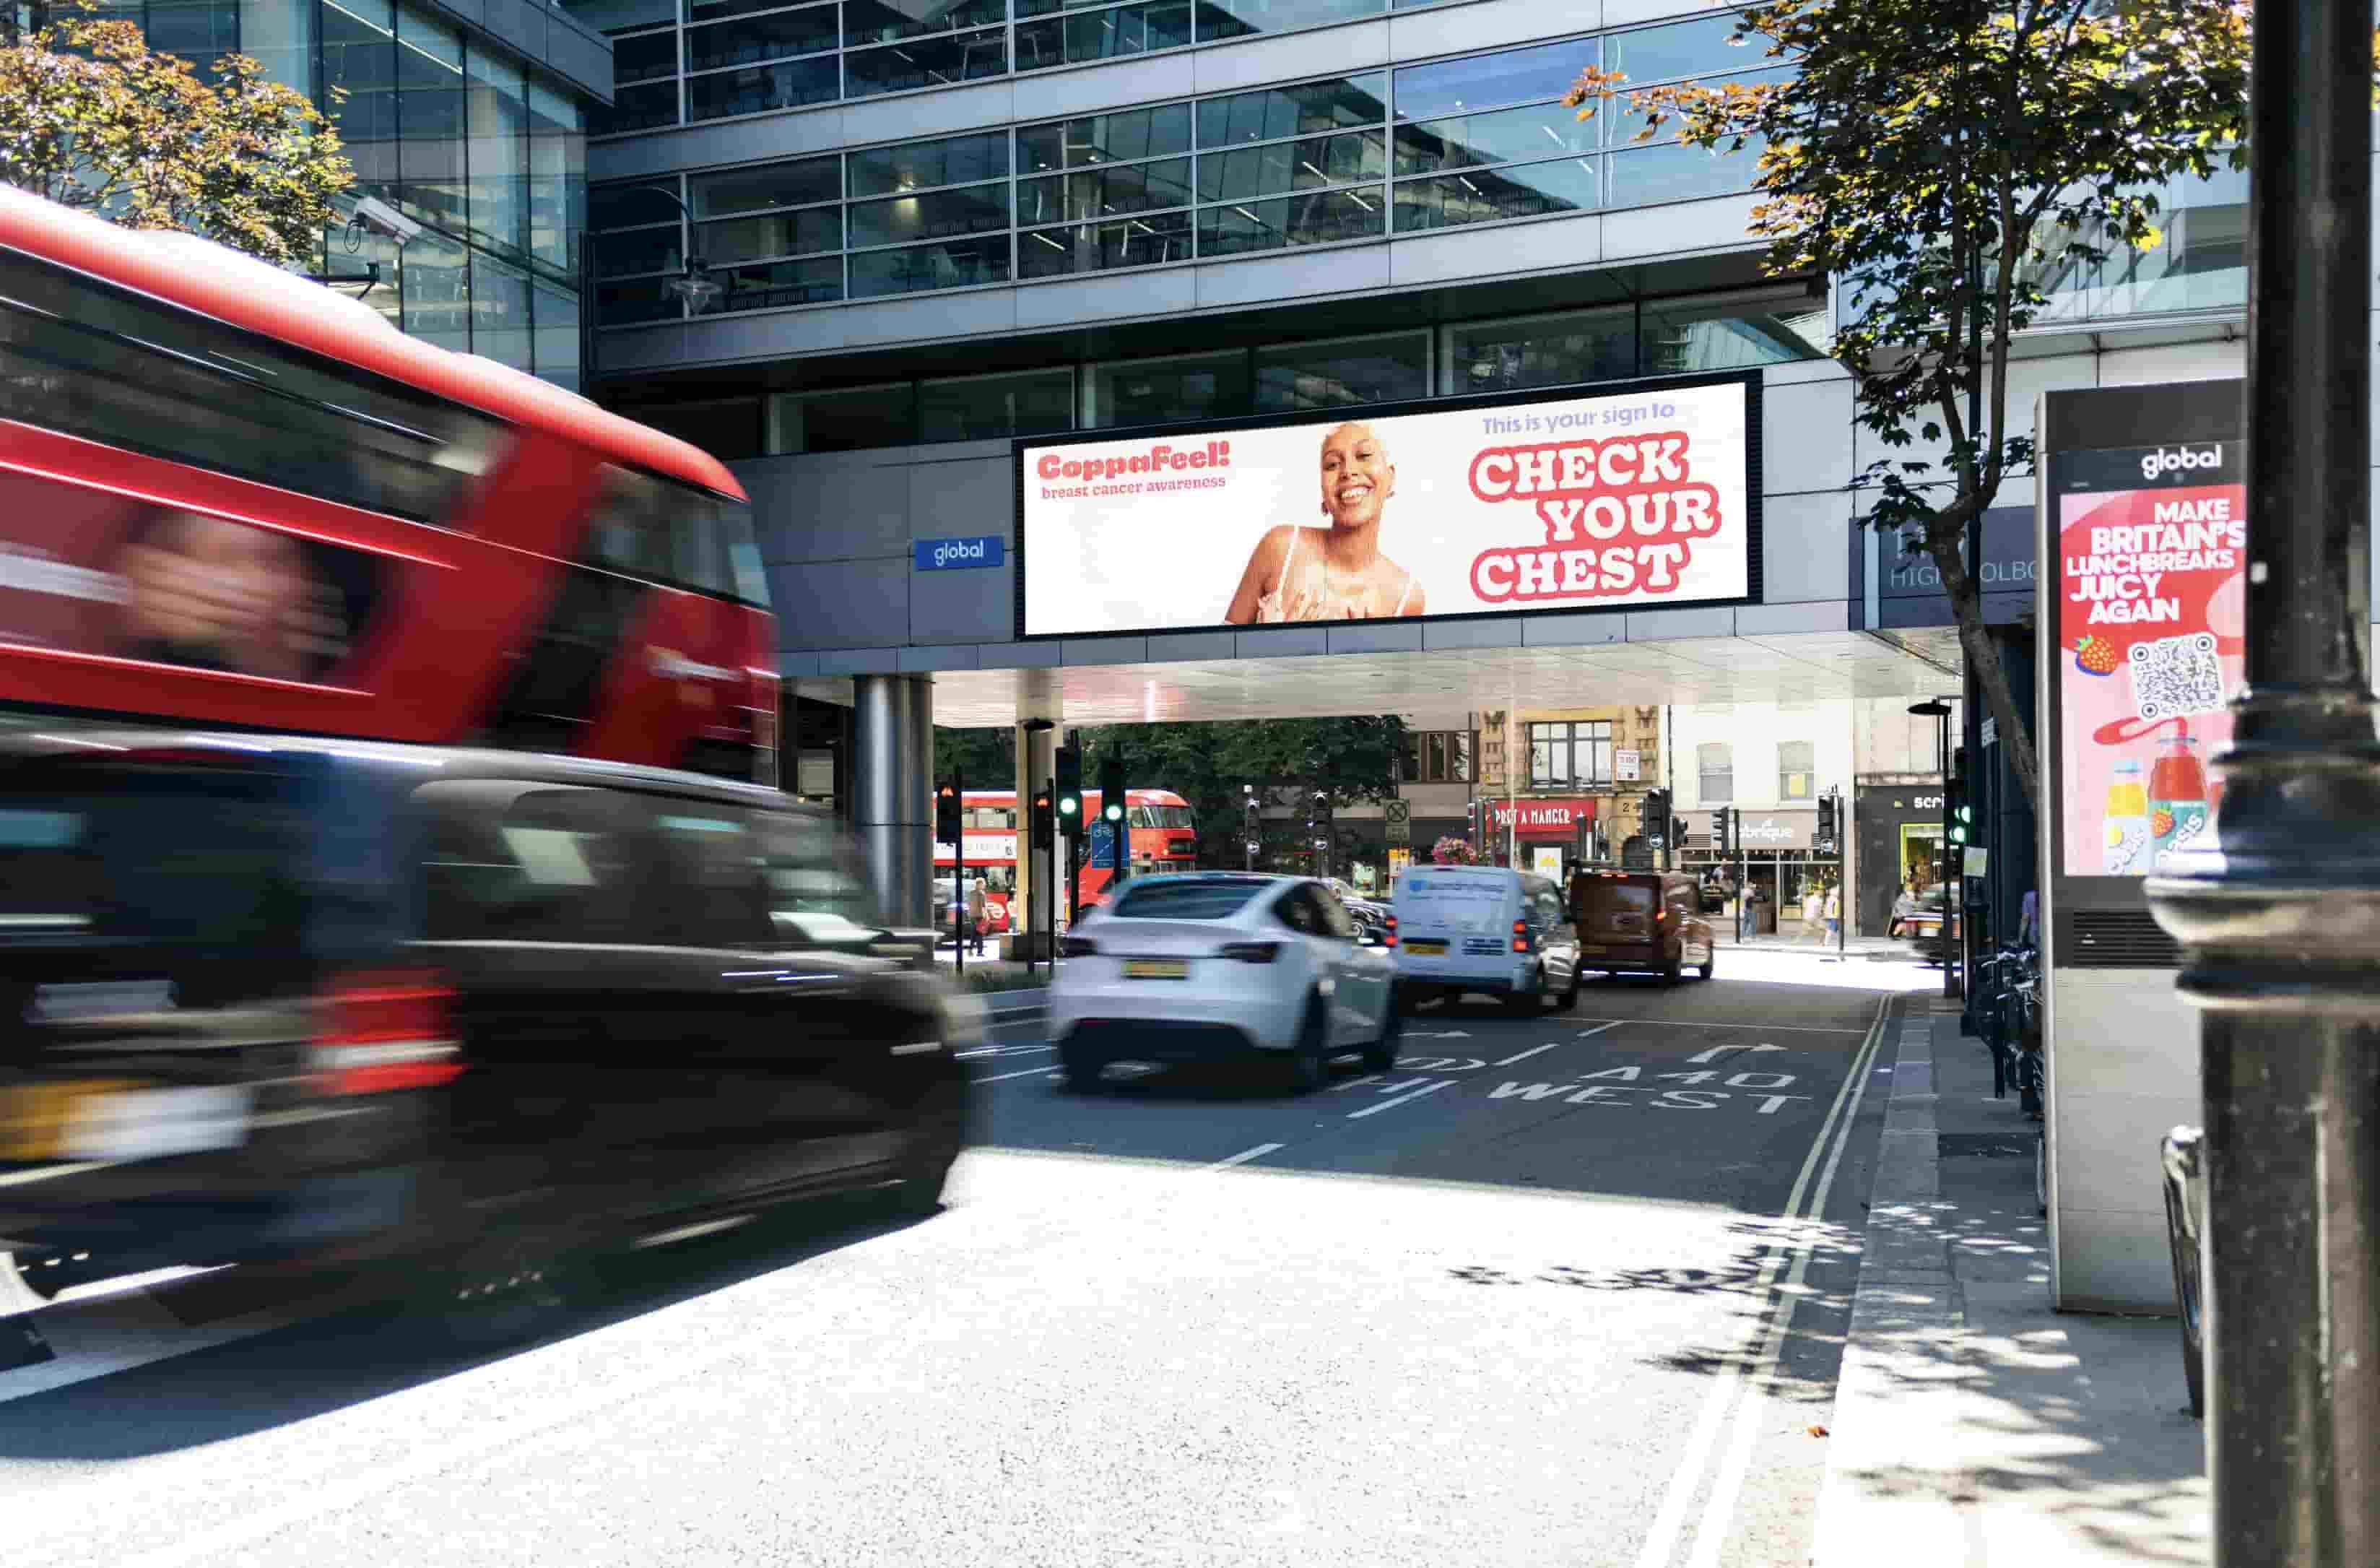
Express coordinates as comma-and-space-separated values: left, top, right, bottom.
1222, 420, 1427, 624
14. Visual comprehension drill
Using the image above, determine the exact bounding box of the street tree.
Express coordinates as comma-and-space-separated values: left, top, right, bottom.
1565, 0, 2254, 811
0, 2, 353, 267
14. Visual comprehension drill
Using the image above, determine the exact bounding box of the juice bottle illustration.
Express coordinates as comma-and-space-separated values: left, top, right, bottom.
2103, 759, 2150, 875
2149, 732, 2208, 867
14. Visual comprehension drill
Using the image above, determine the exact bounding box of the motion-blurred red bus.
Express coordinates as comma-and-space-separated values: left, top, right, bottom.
934, 788, 1196, 935
0, 186, 777, 781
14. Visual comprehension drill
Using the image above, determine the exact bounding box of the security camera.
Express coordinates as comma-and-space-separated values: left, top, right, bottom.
351, 196, 423, 247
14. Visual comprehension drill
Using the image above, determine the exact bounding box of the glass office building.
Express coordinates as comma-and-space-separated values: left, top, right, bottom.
573, 0, 2246, 456
111, 0, 607, 389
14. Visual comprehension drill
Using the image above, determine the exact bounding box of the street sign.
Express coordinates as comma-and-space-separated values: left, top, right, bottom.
1386, 818, 1411, 846
1615, 748, 1641, 781
1384, 800, 1411, 822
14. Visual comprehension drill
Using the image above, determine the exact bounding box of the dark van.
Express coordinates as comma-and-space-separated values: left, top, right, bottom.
0, 732, 970, 1304
1573, 870, 1718, 983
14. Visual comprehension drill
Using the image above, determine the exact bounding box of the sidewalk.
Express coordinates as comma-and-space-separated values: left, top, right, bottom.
1712, 929, 1908, 957
1812, 1000, 2210, 1567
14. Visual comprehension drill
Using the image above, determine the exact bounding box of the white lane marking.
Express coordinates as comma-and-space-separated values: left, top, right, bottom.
1628, 995, 1890, 1568
1578, 1018, 1860, 1035
1207, 1143, 1283, 1171
1345, 1079, 1454, 1120
971, 1064, 1067, 1085
1329, 1074, 1385, 1093
0, 1287, 294, 1407
955, 1044, 1053, 1060
1683, 1014, 1885, 1568
1495, 1019, 1621, 1067
1685, 1041, 1786, 1065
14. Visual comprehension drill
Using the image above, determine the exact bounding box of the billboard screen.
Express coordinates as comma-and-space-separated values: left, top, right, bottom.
2049, 440, 2246, 879
1017, 373, 1758, 638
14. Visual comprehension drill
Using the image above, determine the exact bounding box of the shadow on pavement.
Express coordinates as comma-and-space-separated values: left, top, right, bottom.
0, 1190, 934, 1461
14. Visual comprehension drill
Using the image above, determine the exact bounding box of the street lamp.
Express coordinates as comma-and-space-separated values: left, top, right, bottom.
1909, 698, 1958, 1000
581, 181, 719, 396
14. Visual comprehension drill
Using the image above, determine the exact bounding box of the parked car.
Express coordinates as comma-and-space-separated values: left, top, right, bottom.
1048, 873, 1399, 1092
1393, 865, 1582, 1013
1324, 878, 1391, 939
1573, 870, 1717, 983
0, 731, 972, 1305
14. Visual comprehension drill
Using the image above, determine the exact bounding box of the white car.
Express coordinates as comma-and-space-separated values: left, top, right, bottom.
1048, 872, 1399, 1092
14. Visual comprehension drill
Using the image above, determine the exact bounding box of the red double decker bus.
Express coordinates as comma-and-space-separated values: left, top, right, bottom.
0, 187, 776, 780
934, 788, 1197, 935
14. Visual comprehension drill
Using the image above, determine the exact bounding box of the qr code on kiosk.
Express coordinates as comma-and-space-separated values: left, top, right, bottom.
2127, 632, 2225, 722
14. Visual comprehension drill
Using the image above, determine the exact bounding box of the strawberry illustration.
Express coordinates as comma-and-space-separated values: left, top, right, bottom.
2152, 808, 2175, 838
2075, 634, 2119, 676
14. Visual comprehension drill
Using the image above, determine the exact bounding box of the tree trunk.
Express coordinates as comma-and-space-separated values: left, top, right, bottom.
1926, 524, 2041, 816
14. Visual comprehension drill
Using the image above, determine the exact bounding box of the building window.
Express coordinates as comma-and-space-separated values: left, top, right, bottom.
1082, 348, 1248, 428
1779, 740, 1814, 802
1253, 329, 1428, 412
1698, 742, 1733, 804
1402, 729, 1472, 784
1529, 721, 1610, 789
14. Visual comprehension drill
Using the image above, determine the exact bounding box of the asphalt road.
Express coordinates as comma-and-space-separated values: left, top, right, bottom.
0, 951, 1917, 1568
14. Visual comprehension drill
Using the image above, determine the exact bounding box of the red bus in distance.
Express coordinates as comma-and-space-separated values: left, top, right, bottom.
0, 186, 777, 782
934, 788, 1196, 935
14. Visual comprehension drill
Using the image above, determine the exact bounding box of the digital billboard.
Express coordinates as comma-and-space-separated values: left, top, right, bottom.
1016, 373, 1758, 638
2049, 440, 2246, 879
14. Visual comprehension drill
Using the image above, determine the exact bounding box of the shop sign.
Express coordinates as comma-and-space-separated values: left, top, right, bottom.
1485, 797, 1598, 836
1615, 748, 1641, 781
1732, 810, 1817, 850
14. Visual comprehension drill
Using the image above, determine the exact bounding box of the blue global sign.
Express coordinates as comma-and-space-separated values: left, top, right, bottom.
913, 534, 1006, 571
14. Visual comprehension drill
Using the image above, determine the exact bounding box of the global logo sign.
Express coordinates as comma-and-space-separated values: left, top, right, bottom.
2138, 445, 2222, 482
914, 534, 1007, 572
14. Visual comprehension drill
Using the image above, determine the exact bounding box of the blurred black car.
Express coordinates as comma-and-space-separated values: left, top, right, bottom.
1324, 878, 1391, 940
1900, 885, 1953, 962
0, 732, 971, 1304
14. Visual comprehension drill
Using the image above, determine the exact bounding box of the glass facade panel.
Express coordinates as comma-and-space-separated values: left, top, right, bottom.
637, 398, 765, 459
768, 384, 918, 452
918, 368, 1075, 441
596, 224, 684, 277
599, 275, 687, 324
692, 157, 841, 216
1607, 12, 1751, 87
238, 0, 318, 96
1393, 38, 1597, 120
1196, 73, 1385, 146
1017, 104, 1194, 171
1018, 157, 1193, 225
466, 47, 529, 259
687, 56, 836, 119
1444, 306, 1634, 394
526, 81, 585, 277
844, 28, 1005, 98
1196, 0, 1380, 43
717, 255, 846, 308
1392, 158, 1599, 231
532, 282, 581, 391
471, 252, 535, 369
845, 0, 1007, 45
151, 0, 240, 74
702, 207, 843, 261
1196, 186, 1384, 256
847, 234, 1011, 296
848, 182, 1010, 247
1606, 138, 1761, 205
1252, 330, 1427, 411
322, 0, 399, 202
401, 224, 473, 352
1017, 211, 1194, 277
1640, 287, 1827, 375
595, 80, 681, 136
1015, 2, 1191, 70
1196, 129, 1384, 202
848, 131, 1008, 196
395, 8, 467, 235
612, 27, 679, 82
1083, 349, 1247, 428
685, 7, 836, 71
1393, 103, 1596, 175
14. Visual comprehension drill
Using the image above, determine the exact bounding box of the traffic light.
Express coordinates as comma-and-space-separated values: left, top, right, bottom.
1817, 792, 1838, 853
1030, 787, 1054, 851
1717, 808, 1735, 858
1054, 744, 1082, 824
1099, 752, 1126, 824
1642, 787, 1669, 847
1947, 782, 1970, 847
935, 777, 962, 842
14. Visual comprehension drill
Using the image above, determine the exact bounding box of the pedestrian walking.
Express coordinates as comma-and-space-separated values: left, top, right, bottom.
1824, 881, 1841, 943
967, 877, 989, 956
1565, 861, 1592, 952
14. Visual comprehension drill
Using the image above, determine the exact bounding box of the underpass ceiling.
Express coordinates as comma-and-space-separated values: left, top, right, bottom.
799, 628, 1967, 726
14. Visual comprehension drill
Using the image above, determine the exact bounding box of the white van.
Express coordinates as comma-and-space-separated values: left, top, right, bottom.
1392, 865, 1581, 1014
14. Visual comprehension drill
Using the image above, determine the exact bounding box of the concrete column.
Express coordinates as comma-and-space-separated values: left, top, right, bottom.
851, 673, 933, 927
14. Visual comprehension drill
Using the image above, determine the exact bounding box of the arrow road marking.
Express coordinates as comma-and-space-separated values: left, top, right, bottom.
1685, 1041, 1785, 1065
1492, 1019, 1621, 1067
1346, 1079, 1454, 1119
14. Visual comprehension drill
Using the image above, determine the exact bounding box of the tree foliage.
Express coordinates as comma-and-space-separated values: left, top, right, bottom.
0, 4, 354, 267
1567, 0, 2256, 810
